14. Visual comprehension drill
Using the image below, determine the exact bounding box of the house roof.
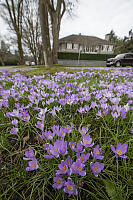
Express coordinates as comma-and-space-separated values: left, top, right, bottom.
59, 34, 113, 46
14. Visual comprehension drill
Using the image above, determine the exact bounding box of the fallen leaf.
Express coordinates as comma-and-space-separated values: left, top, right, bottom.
23, 135, 29, 147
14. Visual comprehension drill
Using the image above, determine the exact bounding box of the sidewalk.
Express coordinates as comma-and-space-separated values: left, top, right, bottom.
0, 66, 36, 72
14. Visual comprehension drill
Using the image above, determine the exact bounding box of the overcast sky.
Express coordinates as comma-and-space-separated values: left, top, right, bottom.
60, 0, 133, 39
0, 0, 133, 40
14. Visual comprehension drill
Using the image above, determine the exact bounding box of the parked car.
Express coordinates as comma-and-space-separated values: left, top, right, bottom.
106, 53, 133, 67
25, 61, 35, 66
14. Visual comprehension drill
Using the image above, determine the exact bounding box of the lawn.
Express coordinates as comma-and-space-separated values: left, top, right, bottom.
0, 67, 133, 200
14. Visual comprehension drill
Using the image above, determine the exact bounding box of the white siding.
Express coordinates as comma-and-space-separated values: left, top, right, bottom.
67, 43, 72, 49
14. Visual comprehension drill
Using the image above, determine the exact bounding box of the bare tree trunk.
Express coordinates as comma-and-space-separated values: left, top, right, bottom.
39, 0, 53, 67
17, 33, 24, 64
46, 0, 66, 65
52, 12, 59, 64
1, 0, 24, 65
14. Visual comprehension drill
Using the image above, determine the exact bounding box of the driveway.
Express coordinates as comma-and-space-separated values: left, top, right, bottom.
58, 59, 106, 66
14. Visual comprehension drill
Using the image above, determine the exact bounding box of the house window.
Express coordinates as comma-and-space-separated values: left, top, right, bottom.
67, 43, 72, 49
73, 43, 78, 49
103, 45, 108, 51
108, 45, 113, 51
86, 47, 89, 52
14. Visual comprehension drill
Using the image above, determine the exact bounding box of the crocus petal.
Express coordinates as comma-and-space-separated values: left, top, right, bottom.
111, 145, 116, 153
120, 155, 127, 158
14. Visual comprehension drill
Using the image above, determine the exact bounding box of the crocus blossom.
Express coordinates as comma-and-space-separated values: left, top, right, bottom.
111, 142, 128, 158
64, 178, 77, 196
82, 134, 94, 148
90, 162, 104, 177
26, 159, 39, 171
53, 176, 64, 190
78, 127, 88, 135
92, 145, 104, 160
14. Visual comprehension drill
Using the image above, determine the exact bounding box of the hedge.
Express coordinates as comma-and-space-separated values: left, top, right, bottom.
0, 56, 19, 66
58, 52, 116, 61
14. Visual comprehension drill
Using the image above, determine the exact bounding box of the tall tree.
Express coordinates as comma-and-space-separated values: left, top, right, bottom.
22, 0, 42, 65
47, 0, 66, 64
108, 30, 118, 44
0, 0, 24, 64
39, 0, 53, 67
39, 0, 78, 67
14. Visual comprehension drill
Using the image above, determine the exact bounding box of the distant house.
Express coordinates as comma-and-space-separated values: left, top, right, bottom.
59, 34, 114, 54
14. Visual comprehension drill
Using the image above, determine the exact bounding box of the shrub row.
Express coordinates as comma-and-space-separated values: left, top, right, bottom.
58, 52, 116, 61
0, 56, 19, 66
0, 53, 116, 66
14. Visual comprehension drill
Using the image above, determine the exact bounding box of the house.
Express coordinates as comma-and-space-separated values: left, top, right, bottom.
59, 34, 114, 54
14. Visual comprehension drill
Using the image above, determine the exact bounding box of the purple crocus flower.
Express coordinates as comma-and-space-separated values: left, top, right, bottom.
38, 108, 47, 120
45, 130, 55, 140
120, 108, 127, 119
96, 110, 102, 118
77, 153, 90, 163
59, 140, 68, 155
51, 125, 59, 134
58, 128, 67, 137
43, 143, 53, 159
84, 105, 90, 111
43, 154, 53, 159
35, 121, 44, 131
23, 114, 30, 122
92, 145, 104, 160
74, 141, 83, 153
43, 143, 50, 150
102, 109, 108, 116
82, 134, 94, 148
53, 175, 64, 190
69, 141, 76, 150
78, 127, 88, 135
64, 178, 77, 196
12, 119, 18, 126
39, 131, 46, 139
77, 107, 85, 113
90, 162, 104, 177
23, 147, 36, 160
111, 112, 120, 119
59, 98, 67, 105
70, 159, 86, 176
56, 160, 68, 175
65, 125, 73, 134
26, 159, 39, 171
91, 101, 97, 108
111, 142, 128, 158
66, 156, 73, 167
50, 140, 60, 157
49, 108, 56, 117
10, 128, 18, 134
78, 181, 84, 188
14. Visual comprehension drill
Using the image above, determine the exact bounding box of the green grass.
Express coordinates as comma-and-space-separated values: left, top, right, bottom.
0, 67, 133, 200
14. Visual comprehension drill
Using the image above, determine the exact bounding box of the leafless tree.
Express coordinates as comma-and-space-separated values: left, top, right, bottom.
39, 0, 78, 67
0, 0, 24, 64
22, 0, 42, 65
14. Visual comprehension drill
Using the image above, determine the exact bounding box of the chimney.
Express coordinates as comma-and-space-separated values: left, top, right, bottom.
105, 34, 110, 41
